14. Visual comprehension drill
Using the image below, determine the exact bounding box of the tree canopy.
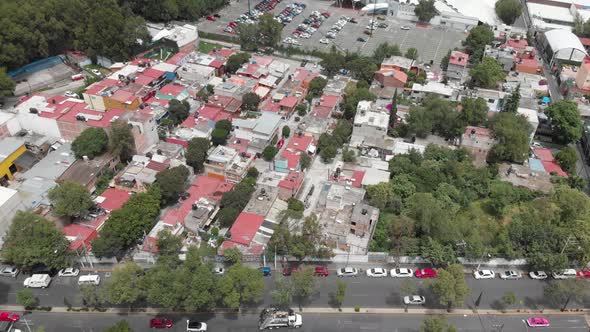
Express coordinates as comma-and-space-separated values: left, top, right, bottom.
186, 137, 210, 173
1, 211, 71, 269
237, 13, 283, 51
242, 92, 261, 112
269, 214, 333, 261
0, 69, 15, 97
428, 264, 469, 308
495, 0, 523, 25
470, 57, 506, 88
414, 0, 438, 22
226, 52, 251, 73
372, 42, 402, 66
71, 127, 109, 159
489, 112, 531, 163
463, 25, 494, 62
168, 99, 190, 125
48, 181, 94, 219
545, 100, 583, 144
123, 0, 227, 22
155, 165, 190, 205
109, 120, 136, 162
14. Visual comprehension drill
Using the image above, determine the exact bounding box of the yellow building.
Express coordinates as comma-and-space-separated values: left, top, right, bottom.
0, 137, 27, 185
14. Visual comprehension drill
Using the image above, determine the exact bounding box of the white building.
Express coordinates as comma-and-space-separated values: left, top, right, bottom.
233, 112, 282, 150
539, 29, 588, 66
177, 63, 215, 85
410, 82, 456, 101
350, 101, 389, 148
517, 107, 540, 143
0, 187, 27, 247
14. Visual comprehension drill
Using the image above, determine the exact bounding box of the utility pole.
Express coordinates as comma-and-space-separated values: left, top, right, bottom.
248, 0, 251, 15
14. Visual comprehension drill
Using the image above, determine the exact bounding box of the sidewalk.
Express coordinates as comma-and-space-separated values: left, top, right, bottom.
0, 305, 587, 316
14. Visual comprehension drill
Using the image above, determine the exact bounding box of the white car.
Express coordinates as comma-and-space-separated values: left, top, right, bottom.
390, 268, 413, 277
187, 320, 207, 332
473, 270, 495, 279
500, 270, 522, 280
366, 268, 388, 277
401, 26, 411, 30
319, 38, 330, 44
552, 269, 577, 279
64, 91, 79, 98
529, 271, 548, 280
403, 295, 425, 305
58, 268, 80, 277
0, 266, 19, 278
337, 267, 358, 277
91, 69, 101, 76
213, 267, 225, 275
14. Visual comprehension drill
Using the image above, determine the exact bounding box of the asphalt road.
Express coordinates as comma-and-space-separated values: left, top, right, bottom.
11, 311, 590, 332
1, 267, 588, 311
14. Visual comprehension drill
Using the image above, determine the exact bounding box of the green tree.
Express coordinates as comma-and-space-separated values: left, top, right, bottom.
405, 48, 419, 60
2, 211, 71, 270
296, 103, 307, 116
543, 279, 588, 308
414, 0, 438, 22
300, 154, 312, 170
155, 165, 189, 205
237, 23, 259, 51
139, 262, 184, 310
342, 147, 356, 162
16, 289, 38, 310
226, 52, 251, 74
545, 100, 583, 144
333, 280, 347, 309
282, 125, 291, 138
421, 237, 456, 267
288, 214, 333, 262
257, 13, 283, 47
242, 92, 261, 112
502, 291, 517, 307
428, 264, 470, 308
103, 262, 143, 306
308, 77, 327, 98
555, 146, 578, 174
168, 99, 190, 125
459, 97, 488, 126
420, 316, 457, 332
463, 25, 494, 56
503, 85, 520, 113
156, 229, 182, 258
80, 284, 102, 308
218, 264, 264, 309
104, 320, 133, 332
71, 127, 108, 159
109, 120, 135, 162
372, 42, 401, 66
272, 276, 293, 307
495, 0, 523, 25
366, 182, 393, 210
347, 56, 378, 83
389, 89, 399, 133
489, 112, 531, 163
181, 253, 219, 311
247, 167, 259, 179
48, 181, 93, 219
223, 247, 243, 265
320, 145, 337, 163
470, 57, 506, 88
262, 146, 279, 161
440, 50, 452, 71
0, 68, 15, 97
211, 128, 229, 146
217, 207, 240, 228
291, 267, 316, 308
320, 48, 346, 77
186, 137, 210, 173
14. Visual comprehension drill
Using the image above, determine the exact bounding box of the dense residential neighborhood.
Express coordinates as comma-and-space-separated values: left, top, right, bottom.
2, 0, 590, 331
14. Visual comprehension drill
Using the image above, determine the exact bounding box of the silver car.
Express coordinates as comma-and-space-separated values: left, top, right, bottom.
0, 266, 19, 278
403, 295, 425, 305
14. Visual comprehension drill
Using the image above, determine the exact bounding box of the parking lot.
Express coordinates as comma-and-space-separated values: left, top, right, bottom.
198, 0, 466, 66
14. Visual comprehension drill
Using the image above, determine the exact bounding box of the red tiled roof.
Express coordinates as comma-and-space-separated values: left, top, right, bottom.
111, 89, 137, 103
167, 52, 189, 65
517, 58, 539, 68
142, 68, 165, 78
260, 99, 282, 113
286, 135, 313, 153
280, 149, 301, 170
62, 224, 98, 251
252, 56, 274, 67
209, 48, 234, 59
180, 115, 210, 129
350, 170, 365, 188
134, 74, 157, 86
227, 138, 250, 155
228, 212, 265, 246
96, 188, 131, 211
320, 94, 339, 108
449, 51, 469, 67
146, 160, 169, 172
464, 126, 492, 139
58, 107, 126, 128
293, 68, 319, 82
159, 83, 186, 97
209, 60, 224, 69
534, 147, 555, 162
376, 69, 408, 83
542, 161, 567, 177
506, 39, 529, 50
198, 104, 233, 122
312, 105, 333, 118
208, 95, 241, 113
280, 96, 298, 108
278, 171, 304, 190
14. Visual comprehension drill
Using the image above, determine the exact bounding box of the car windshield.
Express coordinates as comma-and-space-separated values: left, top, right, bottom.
188, 322, 201, 328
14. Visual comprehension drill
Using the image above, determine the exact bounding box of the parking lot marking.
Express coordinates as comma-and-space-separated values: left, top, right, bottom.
432, 29, 446, 65
399, 30, 410, 48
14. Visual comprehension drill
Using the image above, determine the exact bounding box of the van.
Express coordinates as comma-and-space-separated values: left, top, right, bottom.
23, 274, 51, 288
78, 274, 101, 286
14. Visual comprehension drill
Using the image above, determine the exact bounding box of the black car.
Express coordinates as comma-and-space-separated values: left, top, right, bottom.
357, 37, 367, 42
213, 13, 221, 18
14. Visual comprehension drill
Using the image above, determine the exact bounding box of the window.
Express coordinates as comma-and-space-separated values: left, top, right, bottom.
8, 164, 17, 175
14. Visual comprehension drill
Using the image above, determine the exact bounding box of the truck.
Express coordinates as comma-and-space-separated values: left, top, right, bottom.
258, 308, 302, 330
23, 274, 51, 288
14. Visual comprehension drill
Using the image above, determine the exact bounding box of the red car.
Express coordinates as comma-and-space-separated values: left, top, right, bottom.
277, 138, 285, 148
282, 266, 299, 276
228, 21, 238, 27
206, 15, 216, 21
149, 318, 173, 328
321, 12, 331, 17
311, 23, 320, 28
314, 266, 329, 277
0, 312, 19, 322
415, 268, 438, 279
577, 270, 590, 279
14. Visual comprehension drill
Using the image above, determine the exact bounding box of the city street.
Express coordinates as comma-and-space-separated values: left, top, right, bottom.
0, 266, 587, 311
7, 311, 589, 332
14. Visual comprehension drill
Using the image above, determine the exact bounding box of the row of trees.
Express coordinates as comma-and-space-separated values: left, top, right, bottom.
317, 120, 353, 163
121, 0, 227, 22
237, 13, 283, 51
368, 144, 590, 271
217, 172, 257, 228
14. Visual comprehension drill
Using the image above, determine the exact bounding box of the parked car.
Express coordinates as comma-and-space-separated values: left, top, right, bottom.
366, 268, 388, 277
91, 69, 101, 76
403, 295, 425, 305
552, 269, 577, 279
526, 317, 550, 327
314, 266, 329, 277
357, 37, 367, 42
577, 270, 590, 279
58, 268, 80, 277
206, 15, 216, 21
350, 18, 358, 23
282, 266, 299, 276
224, 26, 234, 33
390, 268, 413, 278
149, 317, 173, 328
260, 267, 272, 276
187, 320, 207, 332
0, 266, 19, 278
213, 14, 221, 18
319, 38, 329, 44
529, 271, 548, 280
64, 91, 79, 98
401, 26, 411, 30
500, 270, 523, 280
213, 267, 225, 275
473, 270, 495, 280
0, 312, 19, 322
337, 267, 358, 277
415, 268, 437, 279
277, 138, 285, 148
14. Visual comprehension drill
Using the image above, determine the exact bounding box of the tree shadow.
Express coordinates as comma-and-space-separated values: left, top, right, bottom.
385, 290, 401, 306
327, 292, 340, 309
523, 296, 540, 309
490, 299, 506, 311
